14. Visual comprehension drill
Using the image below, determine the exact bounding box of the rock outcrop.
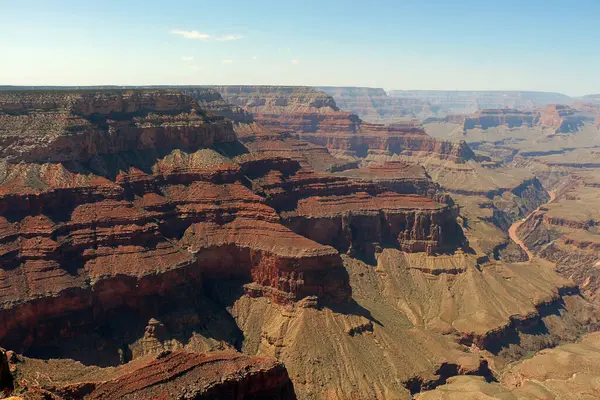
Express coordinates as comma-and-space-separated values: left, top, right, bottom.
6, 349, 295, 399
335, 161, 445, 201
179, 87, 253, 124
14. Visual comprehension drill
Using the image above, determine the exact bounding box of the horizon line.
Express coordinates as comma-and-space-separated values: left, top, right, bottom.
0, 84, 596, 98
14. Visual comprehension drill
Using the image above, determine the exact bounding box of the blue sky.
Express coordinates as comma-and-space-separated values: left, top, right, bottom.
1, 0, 599, 95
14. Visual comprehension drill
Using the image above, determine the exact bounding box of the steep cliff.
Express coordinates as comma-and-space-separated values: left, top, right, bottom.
388, 90, 573, 116
0, 90, 235, 162
0, 90, 353, 358
518, 170, 600, 307
463, 105, 587, 133
213, 86, 475, 163
463, 109, 539, 130
316, 86, 431, 123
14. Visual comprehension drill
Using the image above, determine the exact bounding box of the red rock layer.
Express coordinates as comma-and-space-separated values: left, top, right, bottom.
283, 193, 461, 255
464, 109, 538, 129
0, 89, 466, 361
213, 86, 474, 163
316, 86, 432, 124
213, 85, 361, 134
225, 129, 465, 257
87, 352, 294, 400
335, 161, 448, 202
538, 104, 586, 132
233, 122, 358, 172
0, 90, 352, 354
235, 155, 464, 256
0, 90, 236, 163
463, 105, 587, 133
9, 350, 295, 400
0, 157, 353, 352
298, 132, 474, 162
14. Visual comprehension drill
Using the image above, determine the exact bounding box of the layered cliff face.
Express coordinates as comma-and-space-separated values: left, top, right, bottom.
0, 90, 236, 163
213, 85, 359, 134
316, 86, 431, 124
462, 105, 587, 133
357, 145, 551, 261
424, 103, 600, 192
179, 87, 254, 124
463, 109, 539, 130
6, 349, 296, 399
388, 90, 574, 116
335, 161, 445, 201
517, 169, 600, 308
0, 90, 355, 358
213, 86, 475, 163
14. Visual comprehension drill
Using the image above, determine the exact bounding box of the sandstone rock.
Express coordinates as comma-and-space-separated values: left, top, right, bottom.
0, 90, 353, 357
417, 332, 600, 399
212, 86, 475, 163
462, 105, 587, 134
1, 87, 596, 400
464, 108, 539, 129
0, 90, 236, 163
388, 90, 573, 116
316, 86, 431, 124
9, 350, 295, 400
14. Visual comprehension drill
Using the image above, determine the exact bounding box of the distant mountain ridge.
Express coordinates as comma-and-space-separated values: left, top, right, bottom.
1, 85, 598, 122
317, 87, 600, 123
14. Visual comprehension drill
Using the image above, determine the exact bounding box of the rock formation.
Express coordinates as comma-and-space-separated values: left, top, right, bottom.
388, 90, 574, 116
0, 87, 597, 400
461, 105, 588, 133
316, 86, 431, 123
517, 169, 600, 308
463, 109, 539, 129
5, 348, 296, 399
213, 86, 475, 163
417, 332, 600, 399
0, 90, 355, 357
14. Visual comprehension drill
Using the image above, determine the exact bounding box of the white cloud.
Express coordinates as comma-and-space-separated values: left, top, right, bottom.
170, 29, 243, 41
216, 34, 243, 41
291, 59, 299, 64
188, 65, 200, 71
181, 56, 194, 62
252, 56, 258, 60
171, 29, 211, 39
222, 59, 233, 64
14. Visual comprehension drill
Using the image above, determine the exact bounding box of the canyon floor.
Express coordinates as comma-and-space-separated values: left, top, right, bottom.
0, 86, 599, 399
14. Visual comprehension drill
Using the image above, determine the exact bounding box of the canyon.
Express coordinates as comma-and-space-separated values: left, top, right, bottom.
317, 87, 579, 123
0, 86, 598, 400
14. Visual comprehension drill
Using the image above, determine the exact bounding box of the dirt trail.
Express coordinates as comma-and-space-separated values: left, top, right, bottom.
508, 191, 556, 260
